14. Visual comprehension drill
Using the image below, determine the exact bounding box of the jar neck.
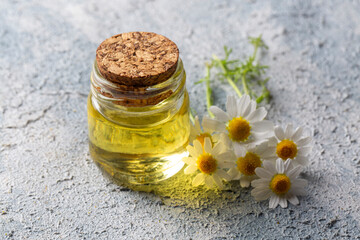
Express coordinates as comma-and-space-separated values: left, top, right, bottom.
90, 59, 185, 108
90, 58, 187, 126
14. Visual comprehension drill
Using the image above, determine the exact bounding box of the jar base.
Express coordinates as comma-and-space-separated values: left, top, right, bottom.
89, 142, 186, 186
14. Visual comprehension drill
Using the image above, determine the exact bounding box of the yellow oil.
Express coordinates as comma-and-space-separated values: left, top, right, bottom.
87, 91, 190, 186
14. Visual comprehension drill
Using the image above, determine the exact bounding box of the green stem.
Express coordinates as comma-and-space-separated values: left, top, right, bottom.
252, 45, 258, 61
213, 55, 243, 98
241, 74, 250, 96
227, 76, 242, 98
256, 84, 270, 103
256, 94, 264, 103
204, 65, 215, 118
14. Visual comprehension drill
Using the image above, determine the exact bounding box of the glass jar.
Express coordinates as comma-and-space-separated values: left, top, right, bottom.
87, 50, 190, 186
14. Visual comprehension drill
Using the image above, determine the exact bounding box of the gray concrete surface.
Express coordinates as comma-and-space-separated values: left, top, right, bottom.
1, 0, 360, 239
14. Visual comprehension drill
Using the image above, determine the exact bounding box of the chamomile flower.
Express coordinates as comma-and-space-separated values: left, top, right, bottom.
251, 158, 308, 208
182, 138, 235, 189
267, 124, 312, 166
227, 142, 274, 187
203, 95, 273, 148
190, 116, 231, 150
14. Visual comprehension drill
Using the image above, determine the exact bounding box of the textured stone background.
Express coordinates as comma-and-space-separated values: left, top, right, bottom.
1, 0, 360, 239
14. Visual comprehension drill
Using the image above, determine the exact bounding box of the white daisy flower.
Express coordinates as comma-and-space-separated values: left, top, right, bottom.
227, 142, 274, 187
251, 158, 308, 208
203, 95, 274, 148
182, 137, 235, 189
190, 116, 231, 150
267, 124, 312, 166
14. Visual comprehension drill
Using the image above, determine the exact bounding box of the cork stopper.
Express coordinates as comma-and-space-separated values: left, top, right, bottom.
96, 32, 179, 87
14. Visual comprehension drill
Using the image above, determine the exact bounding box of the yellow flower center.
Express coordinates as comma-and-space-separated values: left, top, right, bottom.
227, 117, 251, 142
276, 139, 298, 160
270, 174, 291, 195
236, 152, 262, 176
196, 133, 212, 147
196, 153, 217, 175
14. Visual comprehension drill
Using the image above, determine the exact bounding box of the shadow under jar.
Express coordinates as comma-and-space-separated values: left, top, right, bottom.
87, 32, 190, 186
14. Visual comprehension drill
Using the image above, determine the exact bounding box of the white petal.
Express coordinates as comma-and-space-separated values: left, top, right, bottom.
297, 137, 312, 147
182, 157, 196, 165
209, 106, 230, 122
279, 197, 288, 208
274, 126, 285, 140
219, 133, 232, 149
202, 123, 214, 135
212, 174, 224, 189
252, 131, 275, 140
240, 177, 251, 188
211, 141, 224, 157
291, 126, 303, 142
217, 151, 236, 163
269, 195, 280, 208
262, 161, 277, 173
285, 124, 294, 138
251, 185, 269, 193
204, 137, 212, 153
233, 143, 246, 157
242, 140, 258, 149
219, 143, 231, 155
253, 142, 268, 155
241, 99, 254, 118
287, 165, 303, 179
286, 194, 299, 205
238, 95, 251, 116
216, 169, 231, 181
193, 140, 204, 156
218, 161, 236, 169
268, 137, 278, 147
255, 167, 273, 179
227, 168, 240, 180
211, 133, 220, 143
226, 95, 238, 118
276, 158, 285, 174
251, 188, 272, 201
298, 147, 312, 156
187, 145, 199, 158
283, 159, 292, 173
295, 156, 309, 166
251, 178, 270, 187
247, 107, 267, 122
287, 160, 295, 169
248, 100, 257, 114
192, 173, 205, 186
251, 120, 274, 133
205, 175, 215, 188
184, 165, 198, 174
262, 155, 278, 162
261, 147, 276, 160
202, 117, 227, 132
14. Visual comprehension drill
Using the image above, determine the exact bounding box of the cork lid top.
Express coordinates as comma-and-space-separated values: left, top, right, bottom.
96, 32, 179, 87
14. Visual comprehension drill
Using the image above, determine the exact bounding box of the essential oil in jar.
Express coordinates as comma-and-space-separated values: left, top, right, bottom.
87, 32, 190, 186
